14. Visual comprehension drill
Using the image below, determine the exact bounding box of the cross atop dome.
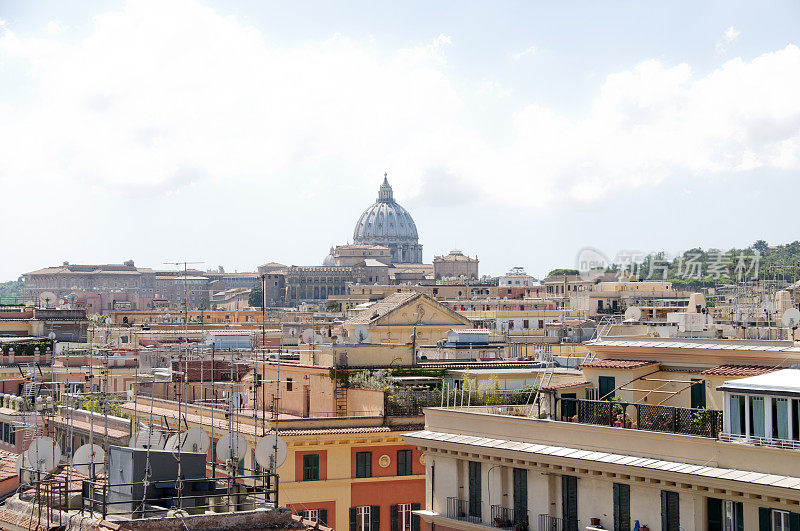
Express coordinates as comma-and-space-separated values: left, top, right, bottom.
378, 172, 394, 202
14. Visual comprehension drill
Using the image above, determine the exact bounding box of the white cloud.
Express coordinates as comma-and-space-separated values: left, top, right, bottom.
716, 25, 740, 53
512, 45, 537, 61
45, 21, 64, 35
0, 0, 798, 216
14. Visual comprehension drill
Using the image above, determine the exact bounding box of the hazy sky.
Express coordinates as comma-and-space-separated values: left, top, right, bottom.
1, 0, 799, 281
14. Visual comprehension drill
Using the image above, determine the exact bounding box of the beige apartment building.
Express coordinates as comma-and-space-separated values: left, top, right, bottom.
404, 336, 800, 531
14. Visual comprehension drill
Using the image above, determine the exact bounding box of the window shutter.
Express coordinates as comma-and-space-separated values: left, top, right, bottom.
613, 483, 630, 531
562, 476, 577, 531
759, 508, 770, 531
707, 498, 722, 531
391, 505, 399, 531
791, 512, 800, 531
350, 508, 357, 531
735, 503, 743, 531
412, 503, 421, 531
371, 505, 381, 531
320, 509, 328, 527
660, 491, 679, 531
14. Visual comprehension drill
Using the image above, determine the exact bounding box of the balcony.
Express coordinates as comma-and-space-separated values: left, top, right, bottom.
720, 432, 800, 450
491, 505, 528, 531
537, 514, 578, 531
447, 497, 481, 524
558, 397, 723, 438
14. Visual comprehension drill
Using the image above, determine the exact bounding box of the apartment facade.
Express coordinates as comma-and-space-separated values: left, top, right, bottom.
406, 404, 800, 531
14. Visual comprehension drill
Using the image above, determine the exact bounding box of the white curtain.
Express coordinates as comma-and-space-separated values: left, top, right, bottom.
750, 396, 765, 437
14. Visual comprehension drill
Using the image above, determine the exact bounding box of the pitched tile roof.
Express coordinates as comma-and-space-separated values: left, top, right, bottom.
344, 292, 421, 326
0, 450, 18, 483
580, 359, 658, 369
542, 380, 591, 391
701, 364, 778, 377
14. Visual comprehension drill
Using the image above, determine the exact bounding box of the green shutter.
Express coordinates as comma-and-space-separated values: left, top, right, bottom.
411, 503, 421, 531
469, 461, 482, 518
350, 508, 357, 531
759, 508, 771, 531
661, 491, 679, 531
613, 483, 630, 531
391, 505, 398, 531
691, 379, 706, 409
370, 505, 380, 531
707, 498, 722, 531
562, 476, 578, 531
319, 509, 328, 527
599, 376, 615, 400
791, 512, 800, 531
513, 468, 528, 523
735, 502, 743, 531
357, 452, 372, 478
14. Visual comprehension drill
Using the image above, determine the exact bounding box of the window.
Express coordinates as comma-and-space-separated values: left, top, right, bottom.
730, 395, 746, 435
468, 461, 482, 518
691, 379, 706, 409
286, 378, 293, 392
392, 503, 415, 531
397, 449, 412, 476
660, 490, 679, 531
301, 509, 328, 526
750, 396, 766, 437
513, 468, 528, 531
708, 498, 743, 531
612, 483, 630, 531
562, 475, 578, 531
773, 398, 789, 440
356, 451, 372, 478
302, 454, 320, 481
351, 505, 379, 531
599, 376, 616, 401
561, 393, 577, 419
771, 509, 790, 531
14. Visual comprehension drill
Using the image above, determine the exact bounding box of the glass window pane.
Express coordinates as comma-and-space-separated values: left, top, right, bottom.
775, 398, 789, 440
750, 397, 765, 437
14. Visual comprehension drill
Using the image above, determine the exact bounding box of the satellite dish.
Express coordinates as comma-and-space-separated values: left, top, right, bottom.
301, 328, 315, 344
216, 432, 247, 462
624, 307, 642, 321
25, 436, 61, 476
354, 326, 371, 344
782, 308, 800, 329
165, 428, 209, 454
129, 428, 165, 450
72, 444, 105, 476
255, 435, 288, 470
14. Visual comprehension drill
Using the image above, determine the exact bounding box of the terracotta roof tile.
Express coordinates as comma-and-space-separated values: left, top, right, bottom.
344, 292, 421, 326
580, 359, 658, 369
701, 364, 778, 377
542, 380, 591, 391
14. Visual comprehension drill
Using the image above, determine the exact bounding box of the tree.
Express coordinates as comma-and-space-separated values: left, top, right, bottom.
248, 281, 263, 308
753, 240, 769, 254
547, 268, 579, 277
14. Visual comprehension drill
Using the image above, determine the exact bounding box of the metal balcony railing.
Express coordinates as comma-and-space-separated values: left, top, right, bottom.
447, 497, 481, 523
720, 432, 800, 449
491, 505, 529, 530
559, 397, 723, 438
537, 514, 578, 531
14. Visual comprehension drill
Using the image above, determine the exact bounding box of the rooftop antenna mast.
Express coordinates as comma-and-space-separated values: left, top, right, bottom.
163, 260, 204, 510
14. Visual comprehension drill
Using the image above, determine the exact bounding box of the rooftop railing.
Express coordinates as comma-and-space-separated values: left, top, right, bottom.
558, 397, 723, 439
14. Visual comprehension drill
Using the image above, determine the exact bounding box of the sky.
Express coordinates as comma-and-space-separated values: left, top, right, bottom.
1, 0, 799, 281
